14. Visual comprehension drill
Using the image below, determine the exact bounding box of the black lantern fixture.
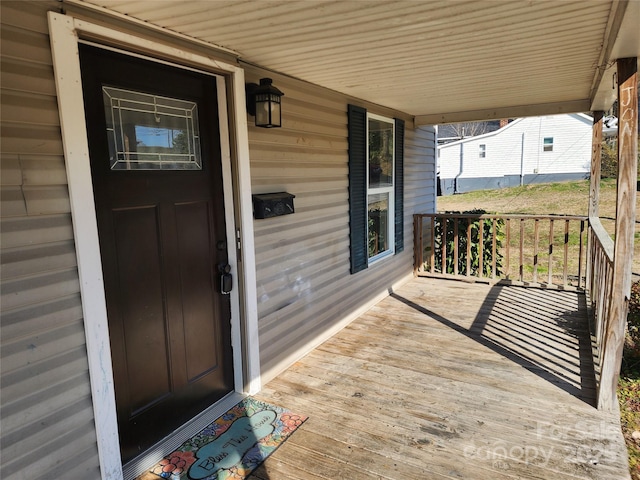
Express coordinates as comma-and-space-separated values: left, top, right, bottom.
246, 78, 284, 128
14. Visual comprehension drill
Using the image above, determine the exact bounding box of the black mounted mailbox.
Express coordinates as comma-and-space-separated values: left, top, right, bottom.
252, 192, 295, 219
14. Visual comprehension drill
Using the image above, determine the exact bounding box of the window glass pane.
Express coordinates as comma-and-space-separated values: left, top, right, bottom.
479, 144, 486, 158
368, 193, 389, 258
368, 117, 394, 188
543, 137, 554, 152
103, 86, 202, 170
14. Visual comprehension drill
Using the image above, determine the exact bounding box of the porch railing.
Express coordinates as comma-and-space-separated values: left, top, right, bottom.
585, 217, 615, 385
413, 212, 624, 408
413, 213, 588, 290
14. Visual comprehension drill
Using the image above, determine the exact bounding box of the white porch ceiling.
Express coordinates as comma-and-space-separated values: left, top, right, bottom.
71, 0, 639, 124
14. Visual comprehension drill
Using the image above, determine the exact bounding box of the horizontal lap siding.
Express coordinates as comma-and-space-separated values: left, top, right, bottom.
531, 114, 592, 174
0, 2, 100, 479
0, 4, 437, 474
406, 126, 436, 215
248, 70, 435, 382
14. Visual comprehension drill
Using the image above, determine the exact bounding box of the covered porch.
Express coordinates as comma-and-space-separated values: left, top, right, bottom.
1, 2, 638, 479
251, 277, 630, 479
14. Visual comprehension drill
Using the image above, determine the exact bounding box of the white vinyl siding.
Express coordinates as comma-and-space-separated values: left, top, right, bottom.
438, 114, 592, 181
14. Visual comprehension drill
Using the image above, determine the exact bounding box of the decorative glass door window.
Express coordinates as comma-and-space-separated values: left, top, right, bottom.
103, 86, 202, 170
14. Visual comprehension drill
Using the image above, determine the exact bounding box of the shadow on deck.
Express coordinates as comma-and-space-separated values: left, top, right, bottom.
392, 282, 597, 405
251, 277, 629, 479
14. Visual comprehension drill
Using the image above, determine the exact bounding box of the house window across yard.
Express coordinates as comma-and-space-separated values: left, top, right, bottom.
479, 144, 486, 158
348, 105, 404, 274
543, 137, 554, 152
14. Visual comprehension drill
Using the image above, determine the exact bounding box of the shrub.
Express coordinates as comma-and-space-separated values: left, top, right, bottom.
601, 135, 640, 180
601, 139, 618, 179
432, 209, 505, 278
624, 280, 640, 377
630, 280, 640, 332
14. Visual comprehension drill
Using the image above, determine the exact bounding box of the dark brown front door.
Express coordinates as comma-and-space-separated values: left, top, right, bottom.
79, 44, 234, 463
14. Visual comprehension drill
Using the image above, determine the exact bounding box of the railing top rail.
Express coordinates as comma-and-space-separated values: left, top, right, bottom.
589, 215, 615, 261
415, 213, 588, 221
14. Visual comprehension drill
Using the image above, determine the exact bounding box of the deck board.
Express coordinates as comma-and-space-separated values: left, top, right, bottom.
253, 277, 630, 479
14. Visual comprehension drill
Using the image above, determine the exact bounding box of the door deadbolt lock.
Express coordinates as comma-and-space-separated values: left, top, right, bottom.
219, 264, 232, 295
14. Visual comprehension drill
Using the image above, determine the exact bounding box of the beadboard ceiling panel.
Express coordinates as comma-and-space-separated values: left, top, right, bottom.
71, 0, 639, 122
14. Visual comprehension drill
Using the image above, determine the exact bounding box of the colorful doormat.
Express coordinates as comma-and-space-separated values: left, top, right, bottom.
144, 398, 307, 480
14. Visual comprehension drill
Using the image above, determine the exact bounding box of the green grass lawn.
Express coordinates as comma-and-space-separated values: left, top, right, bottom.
438, 178, 616, 216
437, 179, 640, 275
438, 179, 640, 479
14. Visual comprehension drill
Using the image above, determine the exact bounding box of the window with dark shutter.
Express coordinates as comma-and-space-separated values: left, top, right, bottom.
348, 105, 368, 274
394, 118, 404, 253
348, 105, 405, 274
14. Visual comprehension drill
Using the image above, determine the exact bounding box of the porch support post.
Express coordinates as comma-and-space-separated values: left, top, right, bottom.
589, 111, 604, 219
598, 57, 638, 411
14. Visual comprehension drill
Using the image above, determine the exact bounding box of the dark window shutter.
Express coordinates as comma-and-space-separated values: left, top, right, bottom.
394, 118, 405, 253
348, 104, 368, 274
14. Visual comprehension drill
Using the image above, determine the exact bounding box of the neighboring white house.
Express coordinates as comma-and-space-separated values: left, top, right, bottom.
438, 114, 593, 195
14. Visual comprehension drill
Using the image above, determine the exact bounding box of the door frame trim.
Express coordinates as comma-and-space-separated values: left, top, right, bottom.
47, 12, 260, 479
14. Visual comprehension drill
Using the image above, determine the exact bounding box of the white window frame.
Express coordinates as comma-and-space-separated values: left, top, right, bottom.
366, 113, 395, 264
543, 137, 554, 152
479, 144, 486, 158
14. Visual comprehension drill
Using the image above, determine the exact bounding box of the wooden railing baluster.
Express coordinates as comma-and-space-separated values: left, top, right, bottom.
413, 213, 588, 291
492, 218, 497, 279
430, 216, 435, 274
578, 220, 585, 290
519, 219, 524, 283
505, 219, 511, 279
563, 220, 570, 287
441, 217, 447, 274
453, 219, 459, 276
466, 220, 471, 278
548, 219, 554, 286
478, 219, 484, 278
533, 218, 539, 284
415, 215, 422, 273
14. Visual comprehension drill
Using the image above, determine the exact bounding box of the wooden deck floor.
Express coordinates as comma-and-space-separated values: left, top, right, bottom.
250, 277, 630, 480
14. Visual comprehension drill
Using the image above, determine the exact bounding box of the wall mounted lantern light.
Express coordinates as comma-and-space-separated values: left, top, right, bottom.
246, 78, 284, 128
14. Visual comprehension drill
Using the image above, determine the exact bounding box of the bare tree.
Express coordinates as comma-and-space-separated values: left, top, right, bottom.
441, 121, 492, 138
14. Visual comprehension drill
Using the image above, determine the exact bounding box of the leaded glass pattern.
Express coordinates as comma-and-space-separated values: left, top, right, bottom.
103, 86, 202, 170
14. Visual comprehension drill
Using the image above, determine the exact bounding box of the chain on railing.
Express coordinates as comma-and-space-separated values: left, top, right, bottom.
414, 213, 587, 290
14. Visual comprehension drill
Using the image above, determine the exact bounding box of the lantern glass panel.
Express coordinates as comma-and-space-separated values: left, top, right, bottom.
255, 93, 281, 127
